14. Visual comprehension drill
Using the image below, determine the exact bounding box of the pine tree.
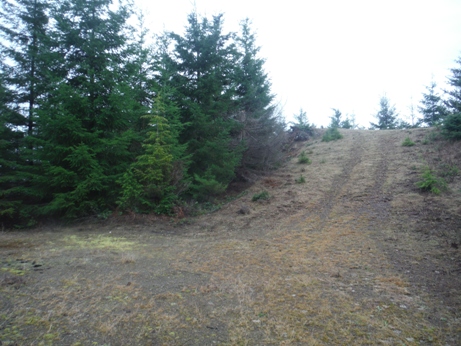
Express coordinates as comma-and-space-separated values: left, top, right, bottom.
418, 81, 447, 126
370, 96, 399, 130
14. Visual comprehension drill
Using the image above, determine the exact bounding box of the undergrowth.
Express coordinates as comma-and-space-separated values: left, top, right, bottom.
402, 137, 415, 147
295, 175, 306, 184
252, 191, 270, 202
415, 167, 447, 194
298, 151, 311, 164
322, 127, 343, 142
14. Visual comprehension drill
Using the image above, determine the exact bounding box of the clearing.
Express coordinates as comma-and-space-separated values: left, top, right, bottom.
1, 128, 460, 345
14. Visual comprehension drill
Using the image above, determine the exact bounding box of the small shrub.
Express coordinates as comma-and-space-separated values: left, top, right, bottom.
252, 191, 270, 202
298, 151, 311, 164
402, 137, 415, 147
415, 168, 447, 194
322, 127, 343, 142
295, 175, 306, 184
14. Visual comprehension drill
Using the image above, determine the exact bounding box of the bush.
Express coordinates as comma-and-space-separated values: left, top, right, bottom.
295, 175, 306, 184
402, 137, 415, 147
442, 113, 461, 140
298, 151, 311, 164
415, 168, 447, 194
322, 127, 343, 142
252, 191, 270, 202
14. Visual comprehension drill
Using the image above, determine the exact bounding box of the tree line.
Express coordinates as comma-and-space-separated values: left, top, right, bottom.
0, 0, 286, 226
367, 62, 461, 133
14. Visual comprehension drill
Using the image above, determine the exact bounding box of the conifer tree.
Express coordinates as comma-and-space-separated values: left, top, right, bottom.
329, 109, 342, 128
370, 96, 399, 130
37, 0, 139, 217
0, 0, 54, 224
0, 68, 24, 223
168, 11, 242, 196
233, 19, 285, 172
0, 0, 51, 137
118, 93, 189, 213
418, 81, 447, 126
445, 57, 461, 114
442, 57, 461, 139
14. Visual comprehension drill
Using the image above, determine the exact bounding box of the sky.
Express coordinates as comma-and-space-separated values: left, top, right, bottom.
134, 0, 461, 127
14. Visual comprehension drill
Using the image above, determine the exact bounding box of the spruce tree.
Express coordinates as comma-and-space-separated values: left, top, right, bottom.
370, 96, 399, 130
418, 81, 447, 126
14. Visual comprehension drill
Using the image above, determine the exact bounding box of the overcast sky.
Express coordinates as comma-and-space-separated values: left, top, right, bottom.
134, 0, 461, 127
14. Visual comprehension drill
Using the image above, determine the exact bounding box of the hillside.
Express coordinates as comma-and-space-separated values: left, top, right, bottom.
1, 128, 460, 345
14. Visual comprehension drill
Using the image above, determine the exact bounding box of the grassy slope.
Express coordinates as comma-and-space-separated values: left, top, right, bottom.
1, 128, 460, 345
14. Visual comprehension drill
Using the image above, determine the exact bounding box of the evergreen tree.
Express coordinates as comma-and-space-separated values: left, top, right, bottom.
0, 0, 51, 137
36, 0, 140, 217
0, 67, 25, 223
118, 93, 189, 213
418, 81, 447, 126
233, 19, 285, 172
0, 0, 54, 224
234, 19, 273, 116
442, 57, 461, 139
292, 108, 313, 132
168, 12, 242, 196
445, 57, 461, 114
123, 11, 156, 115
340, 114, 356, 129
329, 108, 342, 128
370, 96, 399, 129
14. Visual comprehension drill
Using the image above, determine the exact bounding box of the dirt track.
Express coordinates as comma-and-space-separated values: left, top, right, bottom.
1, 129, 460, 345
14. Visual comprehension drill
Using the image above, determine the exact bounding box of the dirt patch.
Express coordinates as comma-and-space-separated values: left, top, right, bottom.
1, 129, 460, 345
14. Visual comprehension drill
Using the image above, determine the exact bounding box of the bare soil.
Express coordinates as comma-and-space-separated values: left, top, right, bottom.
1, 128, 460, 345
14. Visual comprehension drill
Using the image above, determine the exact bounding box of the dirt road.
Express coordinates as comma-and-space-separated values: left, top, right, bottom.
1, 129, 460, 345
